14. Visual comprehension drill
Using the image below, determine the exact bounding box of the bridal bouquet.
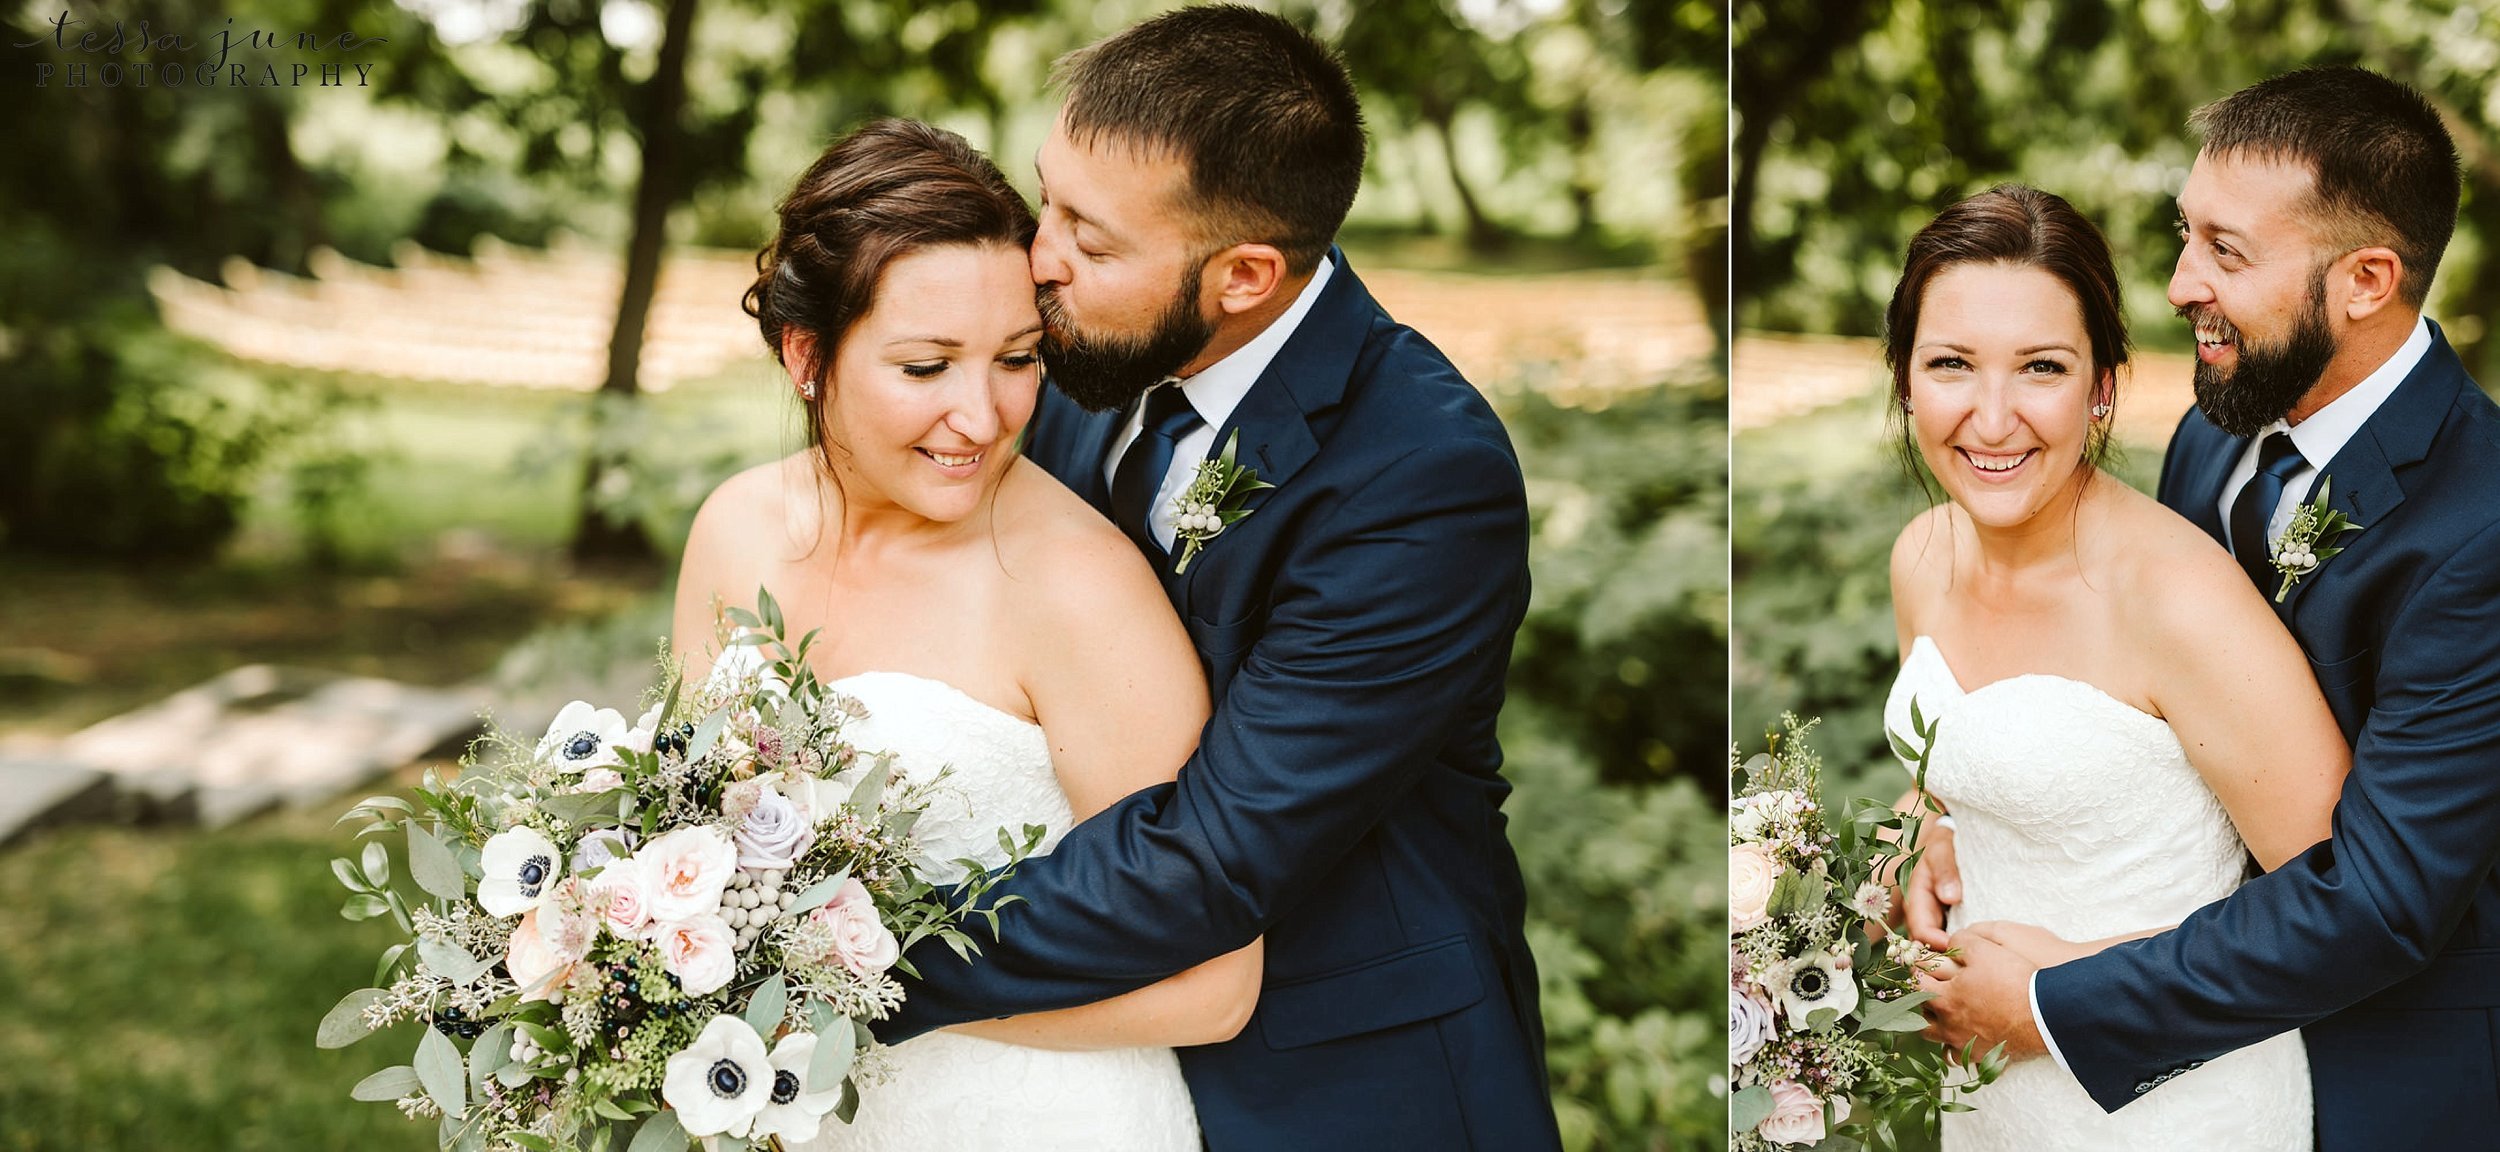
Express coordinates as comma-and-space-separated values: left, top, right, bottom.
317, 591, 1039, 1152
1729, 712, 2005, 1151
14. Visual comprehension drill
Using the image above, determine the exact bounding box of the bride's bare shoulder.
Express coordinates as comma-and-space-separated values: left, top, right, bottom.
2102, 482, 2278, 639
681, 454, 819, 589
990, 461, 1164, 615
1890, 502, 1958, 596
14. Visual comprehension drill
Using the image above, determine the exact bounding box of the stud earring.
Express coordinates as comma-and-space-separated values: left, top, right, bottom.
2091, 403, 2111, 419
798, 380, 818, 401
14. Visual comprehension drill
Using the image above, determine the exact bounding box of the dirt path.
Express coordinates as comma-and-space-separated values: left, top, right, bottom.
155, 241, 1709, 399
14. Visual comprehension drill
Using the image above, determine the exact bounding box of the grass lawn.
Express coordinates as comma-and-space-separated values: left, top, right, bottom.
0, 790, 443, 1152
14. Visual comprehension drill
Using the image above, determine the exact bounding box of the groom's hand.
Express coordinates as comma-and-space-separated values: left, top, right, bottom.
1903, 819, 1962, 949
1919, 928, 2046, 1059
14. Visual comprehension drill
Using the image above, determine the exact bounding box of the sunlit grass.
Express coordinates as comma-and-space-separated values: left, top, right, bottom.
0, 802, 438, 1152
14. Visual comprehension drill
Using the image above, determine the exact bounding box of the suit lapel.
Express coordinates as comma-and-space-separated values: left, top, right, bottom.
1064, 396, 1127, 519
2179, 429, 2240, 549
1160, 247, 1377, 603
2277, 322, 2465, 615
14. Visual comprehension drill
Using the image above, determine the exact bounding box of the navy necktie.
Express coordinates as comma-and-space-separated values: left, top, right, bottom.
2230, 432, 2308, 593
1112, 383, 1202, 559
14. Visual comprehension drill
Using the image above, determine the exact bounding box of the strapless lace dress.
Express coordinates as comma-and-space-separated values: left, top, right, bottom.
786, 670, 1201, 1152
1883, 636, 2310, 1151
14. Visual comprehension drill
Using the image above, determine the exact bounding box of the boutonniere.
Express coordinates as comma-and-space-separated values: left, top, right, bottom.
2270, 478, 2364, 602
1170, 431, 1272, 574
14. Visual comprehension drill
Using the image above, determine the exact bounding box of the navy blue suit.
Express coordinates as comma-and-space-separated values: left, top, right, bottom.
870, 251, 1562, 1151
2036, 321, 2500, 1148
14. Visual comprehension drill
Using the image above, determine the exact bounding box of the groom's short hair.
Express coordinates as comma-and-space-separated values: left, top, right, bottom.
1054, 5, 1365, 275
2192, 67, 2460, 308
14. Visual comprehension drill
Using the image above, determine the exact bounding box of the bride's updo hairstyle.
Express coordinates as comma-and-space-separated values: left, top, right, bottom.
1881, 184, 2131, 483
743, 118, 1038, 473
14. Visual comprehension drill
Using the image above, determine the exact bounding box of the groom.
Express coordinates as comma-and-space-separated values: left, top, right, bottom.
1920, 67, 2500, 1148
864, 8, 1562, 1150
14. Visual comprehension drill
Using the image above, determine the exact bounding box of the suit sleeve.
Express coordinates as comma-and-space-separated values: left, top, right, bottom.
2036, 514, 2500, 1111
871, 434, 1530, 1040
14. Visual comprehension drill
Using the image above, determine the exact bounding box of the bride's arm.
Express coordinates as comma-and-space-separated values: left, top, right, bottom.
2140, 538, 2351, 871
944, 515, 1254, 1051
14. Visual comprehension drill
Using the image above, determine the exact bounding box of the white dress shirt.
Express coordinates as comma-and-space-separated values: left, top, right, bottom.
2216, 315, 2431, 552
1102, 255, 1335, 550
2029, 312, 2433, 1078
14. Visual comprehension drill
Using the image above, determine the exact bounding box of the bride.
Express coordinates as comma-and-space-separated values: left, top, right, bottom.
668, 118, 1253, 1150
1876, 185, 2346, 1149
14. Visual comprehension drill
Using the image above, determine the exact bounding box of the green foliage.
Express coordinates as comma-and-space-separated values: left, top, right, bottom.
1735, 0, 2500, 378
1506, 375, 1728, 1150
1506, 374, 1729, 788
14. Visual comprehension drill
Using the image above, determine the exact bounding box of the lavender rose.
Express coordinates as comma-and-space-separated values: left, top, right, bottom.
1730, 985, 1778, 1065
734, 782, 816, 870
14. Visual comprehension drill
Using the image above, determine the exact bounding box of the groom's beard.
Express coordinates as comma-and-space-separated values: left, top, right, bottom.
2185, 271, 2338, 438
1036, 264, 1218, 414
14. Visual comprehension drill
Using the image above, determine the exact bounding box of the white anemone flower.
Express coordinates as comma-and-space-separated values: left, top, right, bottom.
751, 1032, 847, 1143
538, 701, 630, 771
478, 826, 564, 917
1774, 949, 1861, 1029
662, 1015, 773, 1137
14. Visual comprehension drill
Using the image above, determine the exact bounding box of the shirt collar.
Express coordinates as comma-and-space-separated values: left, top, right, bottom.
1172, 254, 1335, 430
2275, 314, 2432, 468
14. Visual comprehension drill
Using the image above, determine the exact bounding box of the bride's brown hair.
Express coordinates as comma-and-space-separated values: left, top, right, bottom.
743, 118, 1039, 476
1881, 184, 2132, 483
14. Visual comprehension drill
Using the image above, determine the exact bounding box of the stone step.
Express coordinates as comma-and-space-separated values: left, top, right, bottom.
20, 665, 488, 835
0, 754, 117, 848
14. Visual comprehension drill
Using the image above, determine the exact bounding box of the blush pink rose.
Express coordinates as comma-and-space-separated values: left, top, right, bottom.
637, 826, 735, 923
593, 868, 654, 939
1730, 842, 1779, 933
507, 909, 577, 1002
654, 913, 738, 995
1756, 1080, 1836, 1146
808, 878, 899, 977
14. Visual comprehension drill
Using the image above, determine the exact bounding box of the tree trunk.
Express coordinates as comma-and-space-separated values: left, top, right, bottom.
1427, 107, 1507, 254
572, 0, 700, 565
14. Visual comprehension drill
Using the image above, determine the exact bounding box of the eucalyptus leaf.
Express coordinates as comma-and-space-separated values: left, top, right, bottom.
848, 762, 890, 814
317, 987, 386, 1049
684, 707, 730, 763
1731, 1083, 1775, 1132
469, 1023, 512, 1098
406, 821, 467, 901
1854, 990, 1935, 1034
373, 942, 410, 988
744, 973, 788, 1037
625, 1112, 689, 1152
415, 1025, 468, 1120
418, 937, 482, 984
808, 1016, 857, 1089
790, 870, 853, 915
350, 1064, 423, 1102
834, 1077, 860, 1124
543, 788, 632, 828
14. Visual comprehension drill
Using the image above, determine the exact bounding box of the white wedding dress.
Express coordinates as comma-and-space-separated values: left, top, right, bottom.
788, 671, 1202, 1152
1884, 636, 2311, 1151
